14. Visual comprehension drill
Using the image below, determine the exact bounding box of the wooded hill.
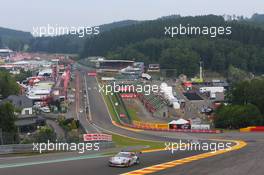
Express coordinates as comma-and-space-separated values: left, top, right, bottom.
80, 15, 264, 76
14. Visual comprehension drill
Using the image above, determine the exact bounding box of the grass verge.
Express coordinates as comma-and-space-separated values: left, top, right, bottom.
127, 108, 141, 121
102, 93, 119, 123
112, 133, 164, 150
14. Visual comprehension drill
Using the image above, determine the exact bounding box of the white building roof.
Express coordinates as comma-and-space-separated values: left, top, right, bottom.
0, 49, 13, 53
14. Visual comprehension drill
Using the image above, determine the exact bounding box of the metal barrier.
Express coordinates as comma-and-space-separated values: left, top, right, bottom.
0, 144, 33, 154
0, 142, 115, 155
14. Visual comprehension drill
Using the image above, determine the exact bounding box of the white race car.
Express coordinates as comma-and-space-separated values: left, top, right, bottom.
109, 151, 140, 167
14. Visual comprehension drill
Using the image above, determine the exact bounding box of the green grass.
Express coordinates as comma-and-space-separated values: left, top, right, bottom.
220, 129, 239, 132
112, 133, 164, 150
102, 93, 119, 123
111, 94, 125, 113
102, 91, 129, 123
127, 108, 141, 121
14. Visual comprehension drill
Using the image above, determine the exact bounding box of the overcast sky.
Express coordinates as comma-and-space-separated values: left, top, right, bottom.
0, 0, 263, 32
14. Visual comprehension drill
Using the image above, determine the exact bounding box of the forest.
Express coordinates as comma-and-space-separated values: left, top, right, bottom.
79, 15, 264, 76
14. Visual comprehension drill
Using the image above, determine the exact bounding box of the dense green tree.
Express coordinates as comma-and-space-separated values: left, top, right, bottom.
215, 78, 264, 129
227, 66, 250, 83
34, 126, 56, 143
5, 38, 24, 51
0, 102, 17, 133
230, 78, 264, 114
14, 70, 32, 83
0, 71, 19, 98
211, 52, 226, 73
106, 38, 264, 76
214, 104, 263, 129
159, 47, 200, 76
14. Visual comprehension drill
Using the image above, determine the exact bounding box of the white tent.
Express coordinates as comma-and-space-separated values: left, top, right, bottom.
169, 119, 189, 125
160, 82, 180, 108
175, 118, 189, 124
168, 120, 178, 125
172, 102, 180, 109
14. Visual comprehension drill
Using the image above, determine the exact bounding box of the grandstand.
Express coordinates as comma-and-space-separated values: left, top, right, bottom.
111, 80, 169, 118
137, 93, 168, 118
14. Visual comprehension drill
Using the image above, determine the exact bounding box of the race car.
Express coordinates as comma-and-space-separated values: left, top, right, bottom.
109, 151, 140, 167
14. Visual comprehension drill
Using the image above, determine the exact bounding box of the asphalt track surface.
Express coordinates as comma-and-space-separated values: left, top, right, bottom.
0, 150, 208, 175
0, 64, 263, 175
153, 140, 264, 175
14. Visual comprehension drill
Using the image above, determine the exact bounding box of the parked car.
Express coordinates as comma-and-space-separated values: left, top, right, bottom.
40, 106, 51, 113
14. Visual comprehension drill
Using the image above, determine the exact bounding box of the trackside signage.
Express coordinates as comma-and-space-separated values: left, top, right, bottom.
83, 134, 112, 141
120, 93, 138, 98
88, 72, 97, 76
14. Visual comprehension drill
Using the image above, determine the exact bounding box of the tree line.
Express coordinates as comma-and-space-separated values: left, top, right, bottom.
77, 15, 264, 76
106, 38, 264, 76
214, 78, 264, 129
80, 15, 264, 57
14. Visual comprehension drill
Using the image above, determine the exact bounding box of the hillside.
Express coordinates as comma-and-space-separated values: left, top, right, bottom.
81, 15, 264, 57
79, 15, 264, 76
0, 27, 32, 40
250, 13, 264, 23
0, 27, 33, 50
29, 20, 140, 53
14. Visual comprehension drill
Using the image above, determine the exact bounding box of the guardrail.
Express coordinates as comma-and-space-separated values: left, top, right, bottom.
0, 142, 115, 155
0, 144, 33, 154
